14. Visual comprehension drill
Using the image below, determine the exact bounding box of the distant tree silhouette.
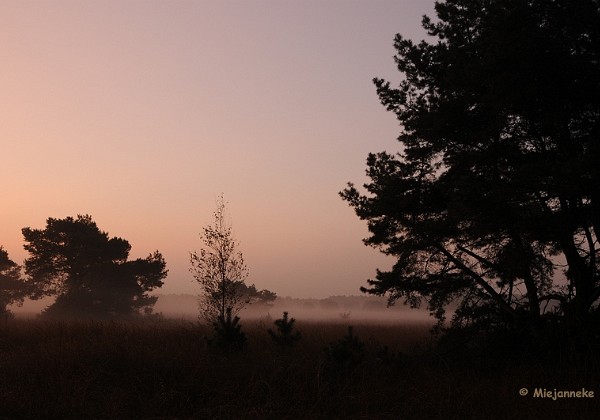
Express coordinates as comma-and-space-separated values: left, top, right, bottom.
268, 311, 301, 348
341, 0, 600, 344
0, 247, 27, 320
237, 282, 277, 307
22, 215, 167, 318
190, 195, 249, 323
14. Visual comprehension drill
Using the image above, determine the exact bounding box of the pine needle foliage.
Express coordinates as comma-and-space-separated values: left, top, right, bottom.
207, 307, 247, 352
325, 326, 365, 375
341, 0, 600, 345
268, 312, 301, 348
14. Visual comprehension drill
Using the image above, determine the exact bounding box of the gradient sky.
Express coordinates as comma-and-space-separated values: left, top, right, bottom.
2, 0, 435, 298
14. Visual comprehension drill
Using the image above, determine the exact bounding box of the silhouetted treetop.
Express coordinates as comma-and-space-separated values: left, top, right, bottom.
237, 282, 277, 306
0, 246, 27, 317
191, 196, 249, 323
342, 0, 600, 342
22, 215, 167, 318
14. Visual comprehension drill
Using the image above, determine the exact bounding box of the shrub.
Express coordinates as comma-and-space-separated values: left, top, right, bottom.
325, 326, 365, 375
207, 308, 247, 352
268, 312, 301, 348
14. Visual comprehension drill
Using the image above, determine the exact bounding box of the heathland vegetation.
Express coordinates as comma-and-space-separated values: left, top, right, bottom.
0, 316, 598, 419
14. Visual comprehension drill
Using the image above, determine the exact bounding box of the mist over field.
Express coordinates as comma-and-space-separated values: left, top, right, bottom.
154, 294, 434, 323
9, 294, 433, 323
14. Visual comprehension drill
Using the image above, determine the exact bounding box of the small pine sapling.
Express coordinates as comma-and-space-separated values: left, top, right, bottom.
207, 307, 247, 351
325, 326, 365, 375
268, 312, 301, 348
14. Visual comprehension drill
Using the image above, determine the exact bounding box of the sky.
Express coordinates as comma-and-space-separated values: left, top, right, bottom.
1, 0, 436, 299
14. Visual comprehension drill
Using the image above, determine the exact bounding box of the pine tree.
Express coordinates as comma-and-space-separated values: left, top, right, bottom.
268, 312, 301, 348
207, 307, 247, 351
341, 0, 600, 341
325, 326, 365, 375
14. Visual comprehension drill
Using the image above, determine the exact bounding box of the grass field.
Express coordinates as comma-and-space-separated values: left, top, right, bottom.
0, 316, 598, 419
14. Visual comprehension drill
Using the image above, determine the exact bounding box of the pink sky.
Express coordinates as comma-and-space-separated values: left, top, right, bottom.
1, 0, 435, 298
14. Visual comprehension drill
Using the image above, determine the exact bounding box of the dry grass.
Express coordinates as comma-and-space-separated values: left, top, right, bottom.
0, 317, 597, 419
